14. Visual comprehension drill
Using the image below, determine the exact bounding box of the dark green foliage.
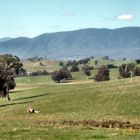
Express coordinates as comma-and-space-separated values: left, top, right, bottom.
70, 65, 79, 72
94, 65, 110, 81
51, 69, 72, 83
66, 57, 90, 67
0, 54, 23, 75
82, 65, 94, 71
123, 58, 126, 61
82, 65, 92, 78
27, 56, 44, 62
107, 64, 117, 69
30, 70, 49, 76
0, 54, 23, 100
95, 60, 98, 66
134, 67, 140, 76
119, 63, 135, 78
78, 58, 90, 64
84, 69, 91, 77
59, 61, 64, 67
66, 60, 78, 66
102, 56, 109, 60
135, 59, 140, 64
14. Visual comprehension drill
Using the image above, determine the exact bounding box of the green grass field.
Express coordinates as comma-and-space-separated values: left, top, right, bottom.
0, 66, 140, 139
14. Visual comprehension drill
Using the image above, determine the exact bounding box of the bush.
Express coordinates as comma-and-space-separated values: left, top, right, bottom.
82, 65, 94, 71
30, 70, 49, 76
107, 64, 117, 69
95, 65, 110, 81
70, 64, 79, 72
78, 58, 90, 64
119, 63, 135, 78
59, 61, 64, 67
51, 69, 72, 83
135, 59, 140, 64
84, 69, 91, 77
102, 56, 109, 60
134, 67, 140, 76
95, 60, 98, 66
82, 65, 93, 78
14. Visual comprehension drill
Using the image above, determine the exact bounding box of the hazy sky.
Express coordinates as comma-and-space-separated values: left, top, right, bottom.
0, 0, 139, 38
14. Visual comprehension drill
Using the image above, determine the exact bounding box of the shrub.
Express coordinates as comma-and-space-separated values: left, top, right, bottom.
107, 64, 117, 69
82, 65, 94, 71
95, 60, 98, 66
119, 63, 135, 78
94, 65, 110, 81
82, 65, 93, 78
30, 70, 49, 76
135, 59, 140, 64
78, 58, 90, 64
84, 69, 91, 77
51, 69, 72, 83
70, 64, 79, 72
59, 61, 64, 67
102, 56, 109, 60
134, 67, 140, 76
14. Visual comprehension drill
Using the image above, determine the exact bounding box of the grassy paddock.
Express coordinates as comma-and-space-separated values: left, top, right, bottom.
0, 73, 140, 139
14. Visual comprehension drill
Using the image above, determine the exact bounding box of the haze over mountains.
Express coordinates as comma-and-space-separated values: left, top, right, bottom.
0, 27, 140, 59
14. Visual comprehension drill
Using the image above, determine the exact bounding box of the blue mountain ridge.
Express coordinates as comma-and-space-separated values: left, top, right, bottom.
0, 27, 140, 59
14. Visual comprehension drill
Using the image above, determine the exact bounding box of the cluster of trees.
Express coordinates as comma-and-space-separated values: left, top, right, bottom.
30, 70, 49, 76
59, 58, 91, 73
60, 57, 91, 68
119, 63, 140, 78
70, 64, 79, 72
95, 65, 110, 81
82, 65, 94, 78
0, 54, 23, 100
51, 68, 72, 83
27, 56, 46, 62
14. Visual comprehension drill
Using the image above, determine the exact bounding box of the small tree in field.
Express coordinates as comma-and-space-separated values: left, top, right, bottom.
84, 69, 91, 78
134, 67, 140, 76
94, 65, 110, 81
82, 65, 91, 78
0, 54, 23, 100
70, 64, 79, 72
59, 61, 64, 67
51, 69, 72, 83
95, 60, 98, 66
119, 63, 135, 78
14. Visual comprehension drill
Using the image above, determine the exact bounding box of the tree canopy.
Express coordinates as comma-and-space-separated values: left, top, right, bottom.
0, 54, 23, 100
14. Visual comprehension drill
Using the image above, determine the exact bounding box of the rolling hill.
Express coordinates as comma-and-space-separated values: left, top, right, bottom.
0, 27, 140, 59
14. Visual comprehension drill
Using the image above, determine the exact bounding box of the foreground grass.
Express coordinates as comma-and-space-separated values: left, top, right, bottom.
0, 75, 140, 139
0, 121, 139, 140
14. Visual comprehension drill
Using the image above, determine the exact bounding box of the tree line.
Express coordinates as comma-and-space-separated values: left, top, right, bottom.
52, 62, 140, 83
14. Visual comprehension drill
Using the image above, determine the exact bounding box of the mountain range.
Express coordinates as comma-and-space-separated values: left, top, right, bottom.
0, 27, 140, 59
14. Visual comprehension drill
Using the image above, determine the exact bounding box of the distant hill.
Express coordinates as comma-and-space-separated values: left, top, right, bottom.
0, 37, 12, 42
0, 27, 140, 59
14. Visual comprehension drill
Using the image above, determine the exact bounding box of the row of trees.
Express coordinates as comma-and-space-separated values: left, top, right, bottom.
51, 65, 110, 83
52, 62, 140, 83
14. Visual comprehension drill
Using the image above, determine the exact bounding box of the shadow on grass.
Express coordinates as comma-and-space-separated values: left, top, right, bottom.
0, 101, 34, 108
13, 93, 50, 101
86, 135, 108, 139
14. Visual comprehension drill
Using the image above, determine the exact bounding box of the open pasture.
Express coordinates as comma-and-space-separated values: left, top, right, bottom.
0, 72, 139, 139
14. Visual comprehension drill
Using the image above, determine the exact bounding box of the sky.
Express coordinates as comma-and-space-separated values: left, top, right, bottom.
0, 0, 140, 38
